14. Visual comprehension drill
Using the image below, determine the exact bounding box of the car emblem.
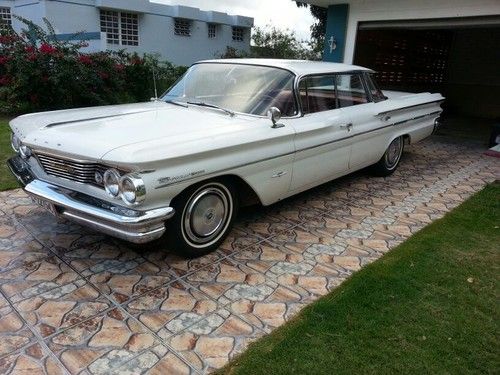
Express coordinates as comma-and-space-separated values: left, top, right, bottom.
48, 161, 75, 174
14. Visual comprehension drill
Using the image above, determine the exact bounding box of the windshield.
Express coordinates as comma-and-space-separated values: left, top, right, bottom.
162, 63, 298, 117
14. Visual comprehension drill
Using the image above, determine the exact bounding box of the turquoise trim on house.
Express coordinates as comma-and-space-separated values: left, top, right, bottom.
54, 32, 101, 41
323, 4, 349, 63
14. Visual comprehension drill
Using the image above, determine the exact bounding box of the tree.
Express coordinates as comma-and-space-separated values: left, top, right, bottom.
296, 2, 327, 57
217, 26, 319, 60
251, 26, 314, 59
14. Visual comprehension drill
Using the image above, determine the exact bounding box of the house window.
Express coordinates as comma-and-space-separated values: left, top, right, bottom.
100, 10, 120, 45
208, 24, 216, 39
120, 12, 139, 46
174, 18, 191, 36
232, 27, 244, 42
100, 10, 139, 46
0, 7, 12, 32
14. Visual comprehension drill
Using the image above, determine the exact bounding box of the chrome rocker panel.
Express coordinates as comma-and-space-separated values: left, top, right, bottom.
7, 156, 175, 244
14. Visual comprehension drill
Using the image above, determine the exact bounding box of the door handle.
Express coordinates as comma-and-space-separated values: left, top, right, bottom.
340, 123, 353, 132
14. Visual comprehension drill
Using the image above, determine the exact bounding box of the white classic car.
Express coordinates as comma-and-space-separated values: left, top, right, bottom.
8, 59, 444, 257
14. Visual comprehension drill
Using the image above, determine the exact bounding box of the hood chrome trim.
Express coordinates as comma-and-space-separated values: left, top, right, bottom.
43, 109, 158, 128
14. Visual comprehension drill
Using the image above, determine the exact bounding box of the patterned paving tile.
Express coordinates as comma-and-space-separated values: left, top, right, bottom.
45, 307, 191, 375
230, 241, 349, 303
0, 294, 36, 358
0, 215, 44, 255
165, 308, 264, 373
183, 257, 309, 333
235, 212, 296, 241
124, 280, 220, 341
58, 243, 177, 304
14, 280, 111, 339
0, 254, 81, 304
144, 250, 229, 280
0, 343, 67, 375
16, 206, 103, 249
0, 137, 498, 373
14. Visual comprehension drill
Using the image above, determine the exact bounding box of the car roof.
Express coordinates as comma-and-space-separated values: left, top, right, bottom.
196, 58, 373, 76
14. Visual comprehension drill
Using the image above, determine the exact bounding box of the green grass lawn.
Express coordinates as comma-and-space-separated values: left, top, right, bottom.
220, 183, 500, 375
0, 118, 17, 191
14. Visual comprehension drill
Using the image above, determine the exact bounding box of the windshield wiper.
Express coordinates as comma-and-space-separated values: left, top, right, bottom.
186, 101, 235, 117
164, 99, 188, 108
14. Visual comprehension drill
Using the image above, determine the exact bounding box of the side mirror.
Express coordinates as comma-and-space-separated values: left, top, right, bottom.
267, 107, 284, 128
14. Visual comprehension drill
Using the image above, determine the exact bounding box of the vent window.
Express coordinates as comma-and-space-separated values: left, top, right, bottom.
232, 27, 244, 42
208, 23, 216, 39
174, 18, 191, 36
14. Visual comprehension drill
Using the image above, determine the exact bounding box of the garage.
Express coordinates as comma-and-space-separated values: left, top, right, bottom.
353, 17, 500, 123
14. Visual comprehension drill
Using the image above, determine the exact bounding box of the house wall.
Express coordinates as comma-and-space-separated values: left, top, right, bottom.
0, 0, 253, 66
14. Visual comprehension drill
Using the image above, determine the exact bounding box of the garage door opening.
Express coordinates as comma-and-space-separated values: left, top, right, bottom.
353, 17, 500, 143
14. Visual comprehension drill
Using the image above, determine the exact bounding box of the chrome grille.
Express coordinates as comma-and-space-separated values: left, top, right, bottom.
35, 152, 107, 187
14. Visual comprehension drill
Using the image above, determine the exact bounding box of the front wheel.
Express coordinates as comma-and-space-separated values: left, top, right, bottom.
164, 180, 238, 258
371, 136, 404, 176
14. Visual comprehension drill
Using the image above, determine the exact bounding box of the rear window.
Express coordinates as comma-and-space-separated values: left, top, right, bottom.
336, 74, 369, 107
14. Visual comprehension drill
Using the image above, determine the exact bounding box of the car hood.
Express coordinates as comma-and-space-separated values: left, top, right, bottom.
11, 102, 260, 163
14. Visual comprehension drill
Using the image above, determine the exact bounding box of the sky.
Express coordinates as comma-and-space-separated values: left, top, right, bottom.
152, 0, 315, 41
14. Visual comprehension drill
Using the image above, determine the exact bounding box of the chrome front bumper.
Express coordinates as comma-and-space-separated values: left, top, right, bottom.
7, 156, 175, 244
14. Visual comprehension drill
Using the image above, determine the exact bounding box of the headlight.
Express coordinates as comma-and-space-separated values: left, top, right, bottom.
119, 174, 146, 205
11, 133, 21, 152
103, 169, 121, 197
19, 144, 32, 159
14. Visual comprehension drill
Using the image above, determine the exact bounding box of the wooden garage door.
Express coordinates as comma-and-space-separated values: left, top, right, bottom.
353, 28, 453, 93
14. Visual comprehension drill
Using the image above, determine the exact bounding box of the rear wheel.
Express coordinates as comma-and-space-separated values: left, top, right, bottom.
164, 180, 238, 258
371, 136, 404, 176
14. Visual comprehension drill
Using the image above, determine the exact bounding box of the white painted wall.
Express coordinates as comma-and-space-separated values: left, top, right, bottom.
0, 0, 253, 66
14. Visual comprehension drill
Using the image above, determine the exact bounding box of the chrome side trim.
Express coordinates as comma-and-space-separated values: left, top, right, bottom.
376, 100, 444, 116
392, 110, 442, 126
155, 110, 441, 189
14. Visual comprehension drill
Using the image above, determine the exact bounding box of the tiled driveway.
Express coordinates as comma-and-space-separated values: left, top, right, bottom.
0, 136, 498, 374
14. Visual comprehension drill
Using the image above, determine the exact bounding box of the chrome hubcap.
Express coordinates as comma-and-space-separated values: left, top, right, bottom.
183, 186, 230, 246
385, 137, 403, 169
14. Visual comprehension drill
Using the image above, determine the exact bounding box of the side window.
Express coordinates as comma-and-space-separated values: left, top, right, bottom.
299, 75, 338, 114
365, 73, 386, 102
336, 74, 368, 107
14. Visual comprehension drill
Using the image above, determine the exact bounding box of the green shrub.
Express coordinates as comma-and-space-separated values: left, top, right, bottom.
0, 17, 187, 115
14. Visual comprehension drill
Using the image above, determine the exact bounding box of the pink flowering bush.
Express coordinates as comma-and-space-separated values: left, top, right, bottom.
0, 17, 187, 114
